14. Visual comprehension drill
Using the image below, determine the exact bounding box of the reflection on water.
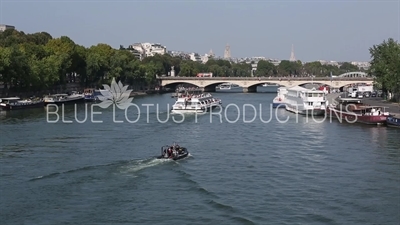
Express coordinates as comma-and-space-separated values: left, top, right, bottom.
0, 107, 46, 123
369, 126, 388, 145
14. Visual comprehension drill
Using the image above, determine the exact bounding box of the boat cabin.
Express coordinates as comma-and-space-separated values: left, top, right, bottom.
352, 106, 388, 116
0, 97, 21, 104
286, 86, 326, 99
84, 88, 95, 95
44, 94, 68, 101
333, 98, 388, 115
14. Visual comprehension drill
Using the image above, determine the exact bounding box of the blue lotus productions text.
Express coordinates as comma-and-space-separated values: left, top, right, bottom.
45, 103, 359, 124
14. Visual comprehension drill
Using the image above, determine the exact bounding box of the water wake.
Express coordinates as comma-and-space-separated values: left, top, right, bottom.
119, 158, 171, 174
29, 157, 175, 181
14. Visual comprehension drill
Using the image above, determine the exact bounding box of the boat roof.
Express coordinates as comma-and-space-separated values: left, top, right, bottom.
287, 86, 324, 92
357, 105, 389, 109
338, 98, 362, 103
1, 97, 20, 100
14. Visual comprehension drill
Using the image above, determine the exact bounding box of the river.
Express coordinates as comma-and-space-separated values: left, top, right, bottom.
0, 89, 399, 225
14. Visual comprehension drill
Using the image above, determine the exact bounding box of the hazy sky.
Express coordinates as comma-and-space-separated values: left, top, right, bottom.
1, 0, 399, 62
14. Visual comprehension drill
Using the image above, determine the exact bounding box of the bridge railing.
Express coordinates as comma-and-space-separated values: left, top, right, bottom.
157, 76, 374, 81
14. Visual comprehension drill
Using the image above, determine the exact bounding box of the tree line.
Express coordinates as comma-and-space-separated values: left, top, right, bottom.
368, 38, 400, 101
0, 29, 398, 98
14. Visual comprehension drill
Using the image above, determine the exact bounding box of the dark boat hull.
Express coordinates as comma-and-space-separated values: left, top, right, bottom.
272, 102, 284, 108
84, 96, 96, 102
386, 116, 400, 128
327, 108, 388, 125
157, 147, 189, 161
0, 102, 44, 110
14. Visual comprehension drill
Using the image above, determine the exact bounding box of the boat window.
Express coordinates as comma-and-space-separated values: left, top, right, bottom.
308, 93, 313, 97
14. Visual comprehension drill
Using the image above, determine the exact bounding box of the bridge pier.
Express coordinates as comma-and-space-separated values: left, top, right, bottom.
243, 86, 257, 93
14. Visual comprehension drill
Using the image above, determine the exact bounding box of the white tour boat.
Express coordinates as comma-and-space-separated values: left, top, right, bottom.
284, 86, 328, 116
272, 87, 287, 108
218, 83, 240, 90
171, 90, 222, 113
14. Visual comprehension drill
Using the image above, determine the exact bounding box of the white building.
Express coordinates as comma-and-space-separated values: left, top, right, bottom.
351, 61, 370, 70
128, 42, 167, 60
189, 53, 202, 62
0, 24, 15, 32
318, 60, 340, 67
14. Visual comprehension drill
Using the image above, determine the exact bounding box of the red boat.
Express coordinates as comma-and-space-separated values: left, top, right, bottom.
326, 98, 389, 125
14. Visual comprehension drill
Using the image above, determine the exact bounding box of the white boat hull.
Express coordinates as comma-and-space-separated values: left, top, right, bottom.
171, 103, 221, 114
285, 104, 325, 116
284, 86, 327, 116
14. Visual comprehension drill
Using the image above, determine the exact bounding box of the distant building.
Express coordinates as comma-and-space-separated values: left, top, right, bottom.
224, 44, 231, 59
0, 24, 15, 32
188, 53, 202, 62
318, 60, 340, 67
167, 50, 190, 59
120, 45, 142, 60
128, 42, 167, 60
351, 61, 370, 70
289, 44, 296, 61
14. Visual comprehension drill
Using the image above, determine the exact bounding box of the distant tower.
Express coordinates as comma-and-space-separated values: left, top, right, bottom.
224, 44, 231, 59
289, 44, 296, 61
208, 49, 215, 57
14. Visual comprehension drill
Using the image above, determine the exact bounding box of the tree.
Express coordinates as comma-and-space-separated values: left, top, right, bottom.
340, 62, 359, 73
256, 60, 275, 76
369, 38, 400, 101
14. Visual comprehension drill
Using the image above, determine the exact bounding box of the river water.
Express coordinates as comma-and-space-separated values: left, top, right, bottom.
1, 88, 399, 225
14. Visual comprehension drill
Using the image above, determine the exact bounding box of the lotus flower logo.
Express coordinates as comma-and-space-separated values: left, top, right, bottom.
97, 78, 133, 109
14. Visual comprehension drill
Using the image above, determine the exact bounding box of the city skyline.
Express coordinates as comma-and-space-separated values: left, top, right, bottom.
1, 1, 398, 62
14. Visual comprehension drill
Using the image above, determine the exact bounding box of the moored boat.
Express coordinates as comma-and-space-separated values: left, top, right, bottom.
262, 83, 279, 87
83, 88, 96, 101
0, 97, 44, 110
386, 115, 400, 128
157, 144, 189, 161
218, 83, 239, 90
327, 98, 389, 125
94, 89, 112, 101
43, 92, 85, 106
284, 86, 327, 116
272, 87, 287, 108
171, 89, 221, 113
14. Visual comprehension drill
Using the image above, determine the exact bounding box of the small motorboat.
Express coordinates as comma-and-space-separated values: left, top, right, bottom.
386, 114, 400, 128
157, 144, 189, 161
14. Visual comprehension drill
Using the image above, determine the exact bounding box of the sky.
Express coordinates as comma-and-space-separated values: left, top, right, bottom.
0, 0, 399, 62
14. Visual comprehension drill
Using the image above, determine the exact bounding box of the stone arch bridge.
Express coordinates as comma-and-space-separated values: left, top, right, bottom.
157, 76, 374, 92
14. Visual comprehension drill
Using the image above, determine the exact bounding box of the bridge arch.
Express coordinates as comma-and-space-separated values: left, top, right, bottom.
337, 82, 373, 92
295, 81, 333, 87
163, 81, 200, 90
246, 82, 280, 92
338, 71, 368, 78
203, 82, 244, 92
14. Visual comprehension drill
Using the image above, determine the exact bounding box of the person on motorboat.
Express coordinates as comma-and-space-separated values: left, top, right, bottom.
164, 147, 172, 158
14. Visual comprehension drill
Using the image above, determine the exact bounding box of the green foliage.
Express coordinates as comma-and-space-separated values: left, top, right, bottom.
369, 38, 400, 100
0, 29, 386, 93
